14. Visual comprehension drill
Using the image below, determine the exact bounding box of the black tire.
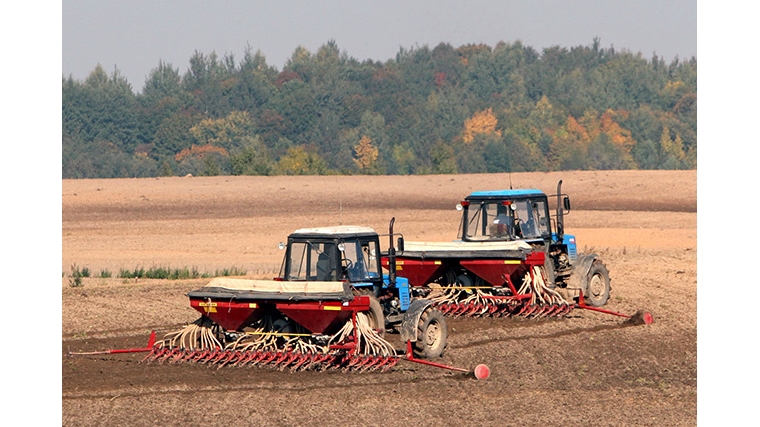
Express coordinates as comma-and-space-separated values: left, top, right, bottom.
543, 256, 556, 288
367, 296, 386, 338
355, 289, 386, 337
583, 261, 610, 307
414, 307, 447, 358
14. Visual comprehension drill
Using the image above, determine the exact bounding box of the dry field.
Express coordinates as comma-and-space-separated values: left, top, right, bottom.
62, 170, 697, 426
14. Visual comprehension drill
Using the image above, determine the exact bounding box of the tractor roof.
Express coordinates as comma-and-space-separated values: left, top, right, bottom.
467, 189, 546, 199
290, 225, 378, 239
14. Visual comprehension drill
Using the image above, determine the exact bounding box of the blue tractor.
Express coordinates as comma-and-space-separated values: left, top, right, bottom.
456, 180, 611, 307
278, 220, 447, 358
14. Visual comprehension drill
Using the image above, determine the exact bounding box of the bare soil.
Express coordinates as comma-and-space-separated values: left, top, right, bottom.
62, 170, 697, 427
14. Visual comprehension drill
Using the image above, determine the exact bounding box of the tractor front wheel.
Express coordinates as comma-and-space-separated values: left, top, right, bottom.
583, 261, 610, 307
543, 256, 557, 288
367, 296, 386, 338
414, 307, 447, 358
355, 289, 386, 337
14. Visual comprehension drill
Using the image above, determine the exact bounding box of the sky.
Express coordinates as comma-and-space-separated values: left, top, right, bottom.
62, 0, 698, 93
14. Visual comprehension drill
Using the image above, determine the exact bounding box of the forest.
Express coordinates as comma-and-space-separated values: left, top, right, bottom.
62, 38, 696, 178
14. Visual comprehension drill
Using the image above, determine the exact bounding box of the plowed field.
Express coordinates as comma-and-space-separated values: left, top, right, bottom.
62, 170, 697, 426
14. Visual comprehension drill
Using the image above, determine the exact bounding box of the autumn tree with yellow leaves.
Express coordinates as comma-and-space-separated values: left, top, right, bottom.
189, 111, 253, 151
275, 146, 330, 175
462, 108, 501, 144
547, 109, 638, 170
353, 135, 379, 172
659, 126, 695, 169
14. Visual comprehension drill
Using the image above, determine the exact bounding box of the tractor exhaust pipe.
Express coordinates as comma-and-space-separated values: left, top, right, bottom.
556, 180, 564, 242
388, 217, 397, 288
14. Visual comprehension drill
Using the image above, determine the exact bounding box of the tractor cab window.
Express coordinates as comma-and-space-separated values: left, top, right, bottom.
341, 240, 380, 281
287, 241, 337, 281
465, 199, 550, 241
465, 202, 516, 241
512, 199, 549, 240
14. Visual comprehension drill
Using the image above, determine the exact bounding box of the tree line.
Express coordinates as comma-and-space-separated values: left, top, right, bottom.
62, 38, 696, 178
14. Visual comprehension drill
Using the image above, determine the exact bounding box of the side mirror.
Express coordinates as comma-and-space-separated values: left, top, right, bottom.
397, 236, 405, 252
563, 196, 571, 212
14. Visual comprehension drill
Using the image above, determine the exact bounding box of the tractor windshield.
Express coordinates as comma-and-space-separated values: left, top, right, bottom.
341, 239, 380, 282
286, 241, 338, 281
463, 199, 550, 241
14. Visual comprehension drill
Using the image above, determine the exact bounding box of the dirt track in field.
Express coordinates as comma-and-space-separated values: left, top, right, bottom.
62, 170, 697, 427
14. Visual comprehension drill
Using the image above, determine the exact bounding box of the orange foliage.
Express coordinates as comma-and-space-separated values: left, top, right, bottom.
463, 108, 501, 144
547, 109, 636, 169
175, 145, 229, 162
567, 109, 634, 151
275, 70, 301, 88
435, 72, 446, 86
564, 116, 589, 142
599, 110, 635, 151
353, 135, 378, 170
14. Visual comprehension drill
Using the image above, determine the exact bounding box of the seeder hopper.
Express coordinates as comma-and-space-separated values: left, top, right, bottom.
385, 240, 575, 318
385, 243, 650, 323
143, 279, 402, 371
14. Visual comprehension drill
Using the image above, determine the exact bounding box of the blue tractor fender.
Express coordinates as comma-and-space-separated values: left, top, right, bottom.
399, 299, 434, 343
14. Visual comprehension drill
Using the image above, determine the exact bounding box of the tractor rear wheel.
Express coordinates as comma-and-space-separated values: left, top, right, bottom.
584, 261, 610, 307
414, 307, 447, 358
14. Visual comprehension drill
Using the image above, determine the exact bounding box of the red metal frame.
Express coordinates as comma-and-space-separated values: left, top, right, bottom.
67, 331, 157, 356
401, 341, 489, 379
402, 340, 469, 373
72, 328, 490, 379
574, 291, 654, 324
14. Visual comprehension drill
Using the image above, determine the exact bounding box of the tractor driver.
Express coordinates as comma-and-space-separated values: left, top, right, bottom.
491, 203, 523, 239
491, 204, 510, 238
